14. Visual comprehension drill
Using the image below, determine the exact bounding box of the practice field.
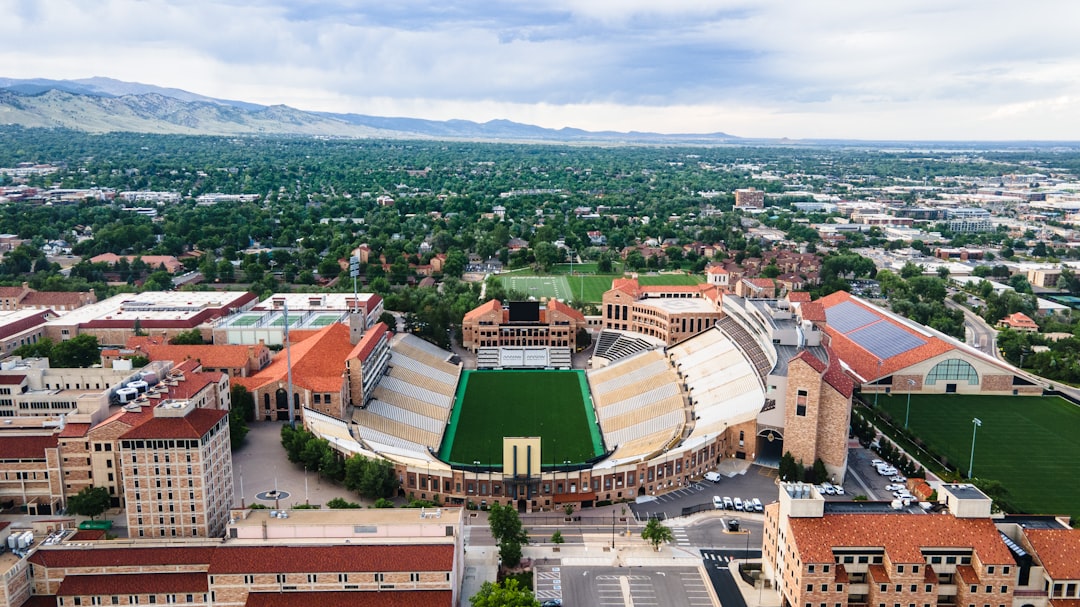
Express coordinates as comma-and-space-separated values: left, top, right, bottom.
636, 274, 705, 286
440, 370, 604, 467
568, 275, 617, 303
499, 275, 572, 301
878, 394, 1080, 519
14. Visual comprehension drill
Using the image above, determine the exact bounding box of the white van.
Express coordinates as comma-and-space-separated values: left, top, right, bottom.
712, 496, 723, 509
704, 471, 722, 483
752, 498, 764, 512
733, 497, 744, 511
723, 496, 734, 509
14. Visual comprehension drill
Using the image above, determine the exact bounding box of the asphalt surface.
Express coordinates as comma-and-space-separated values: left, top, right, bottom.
629, 466, 780, 521
562, 566, 713, 607
701, 549, 762, 607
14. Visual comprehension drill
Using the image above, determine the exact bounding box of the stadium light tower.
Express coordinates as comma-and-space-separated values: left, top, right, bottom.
563, 460, 572, 493
968, 418, 982, 479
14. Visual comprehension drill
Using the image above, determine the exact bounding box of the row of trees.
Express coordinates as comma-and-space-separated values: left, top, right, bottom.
280, 425, 399, 500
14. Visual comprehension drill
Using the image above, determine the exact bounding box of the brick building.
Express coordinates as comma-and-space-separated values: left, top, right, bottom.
735, 187, 766, 208
18, 508, 463, 607
119, 400, 233, 539
0, 283, 96, 313
102, 337, 272, 378
600, 278, 723, 345
0, 310, 53, 357
808, 291, 1041, 396
764, 483, 1018, 607
461, 299, 586, 352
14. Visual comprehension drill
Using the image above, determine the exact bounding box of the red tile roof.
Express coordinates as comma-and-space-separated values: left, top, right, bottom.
823, 348, 855, 398
128, 342, 267, 371
21, 291, 94, 307
1025, 529, 1080, 580
68, 529, 107, 541
208, 545, 454, 574
58, 423, 92, 438
348, 322, 389, 363
610, 277, 639, 296
1000, 312, 1038, 330
799, 301, 826, 322
546, 298, 586, 322
29, 546, 215, 568
244, 590, 453, 607
463, 299, 501, 322
815, 291, 957, 382
0, 374, 27, 384
787, 291, 812, 303
235, 323, 354, 394
151, 372, 220, 401
787, 513, 1013, 564
119, 407, 226, 440
792, 350, 826, 373
0, 434, 58, 459
57, 572, 208, 596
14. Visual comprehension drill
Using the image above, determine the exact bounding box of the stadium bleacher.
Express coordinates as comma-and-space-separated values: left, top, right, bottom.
715, 316, 774, 380
350, 334, 462, 459
591, 329, 664, 366
586, 350, 687, 464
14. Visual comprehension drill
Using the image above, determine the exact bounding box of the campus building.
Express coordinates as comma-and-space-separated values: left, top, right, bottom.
101, 337, 273, 378
461, 299, 586, 352
15, 507, 463, 607
43, 291, 258, 346
118, 400, 233, 539
0, 310, 53, 359
764, 481, 1080, 607
600, 278, 723, 345
735, 187, 766, 209
806, 291, 1041, 396
0, 362, 232, 518
213, 293, 384, 346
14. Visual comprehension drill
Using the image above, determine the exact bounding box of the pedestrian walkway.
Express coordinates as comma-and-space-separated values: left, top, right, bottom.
534, 564, 563, 602
672, 526, 690, 546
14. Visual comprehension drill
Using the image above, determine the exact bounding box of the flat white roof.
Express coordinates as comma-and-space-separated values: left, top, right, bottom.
639, 298, 718, 314
254, 292, 380, 311
46, 291, 252, 325
0, 308, 51, 326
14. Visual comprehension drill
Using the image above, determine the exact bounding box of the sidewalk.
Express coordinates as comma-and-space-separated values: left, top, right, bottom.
728, 558, 783, 607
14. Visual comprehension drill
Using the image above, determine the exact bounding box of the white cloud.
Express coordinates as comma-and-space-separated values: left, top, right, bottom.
1, 0, 1079, 139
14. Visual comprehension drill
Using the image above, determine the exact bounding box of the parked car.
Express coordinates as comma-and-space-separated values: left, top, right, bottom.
541, 600, 563, 607
821, 483, 836, 495
723, 496, 734, 509
713, 496, 723, 509
834, 485, 845, 495
704, 471, 722, 483
752, 498, 764, 512
890, 475, 907, 483
733, 497, 744, 511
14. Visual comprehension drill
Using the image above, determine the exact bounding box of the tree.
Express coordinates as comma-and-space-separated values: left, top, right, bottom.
551, 529, 564, 544
50, 334, 101, 368
778, 451, 797, 481
641, 517, 673, 550
563, 503, 576, 517
488, 502, 529, 567
575, 327, 591, 351
326, 497, 361, 509
810, 459, 828, 484
67, 486, 111, 520
169, 329, 205, 345
229, 385, 254, 449
344, 454, 399, 499
469, 579, 540, 607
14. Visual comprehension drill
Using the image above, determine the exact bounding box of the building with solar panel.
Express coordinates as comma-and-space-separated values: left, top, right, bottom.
807, 291, 1040, 397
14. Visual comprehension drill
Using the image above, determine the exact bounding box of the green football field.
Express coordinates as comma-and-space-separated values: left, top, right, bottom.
499, 275, 572, 300
440, 371, 604, 467
636, 274, 705, 286
878, 394, 1080, 518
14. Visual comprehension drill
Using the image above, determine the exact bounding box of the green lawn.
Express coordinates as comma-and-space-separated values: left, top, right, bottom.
878, 394, 1080, 518
636, 274, 705, 286
499, 275, 572, 300
441, 371, 602, 467
568, 275, 617, 303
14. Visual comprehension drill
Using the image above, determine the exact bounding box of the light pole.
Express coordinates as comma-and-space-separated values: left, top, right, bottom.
968, 418, 982, 479
563, 459, 571, 494
745, 521, 751, 561
905, 379, 916, 429
611, 510, 616, 550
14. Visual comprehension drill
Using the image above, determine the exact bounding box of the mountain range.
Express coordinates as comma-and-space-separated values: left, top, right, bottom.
0, 77, 740, 143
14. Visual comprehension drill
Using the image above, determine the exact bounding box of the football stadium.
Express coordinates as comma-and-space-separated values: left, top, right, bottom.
302, 288, 1037, 512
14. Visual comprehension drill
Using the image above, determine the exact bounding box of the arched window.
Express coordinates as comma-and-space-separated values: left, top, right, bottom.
926, 359, 979, 385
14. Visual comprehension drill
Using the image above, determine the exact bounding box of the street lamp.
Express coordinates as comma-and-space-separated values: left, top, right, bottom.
968, 418, 982, 479
611, 510, 616, 550
563, 459, 572, 494
904, 379, 916, 429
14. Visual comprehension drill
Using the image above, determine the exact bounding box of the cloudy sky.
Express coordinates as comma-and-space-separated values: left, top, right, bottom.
4, 0, 1079, 140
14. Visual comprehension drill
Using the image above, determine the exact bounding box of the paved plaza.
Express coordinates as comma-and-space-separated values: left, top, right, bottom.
231, 421, 363, 508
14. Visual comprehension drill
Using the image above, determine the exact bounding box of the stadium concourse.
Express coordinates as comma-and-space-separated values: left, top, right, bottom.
299, 291, 869, 512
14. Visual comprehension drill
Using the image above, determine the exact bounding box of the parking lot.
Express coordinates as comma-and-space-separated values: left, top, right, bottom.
845, 445, 921, 502
629, 465, 780, 521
